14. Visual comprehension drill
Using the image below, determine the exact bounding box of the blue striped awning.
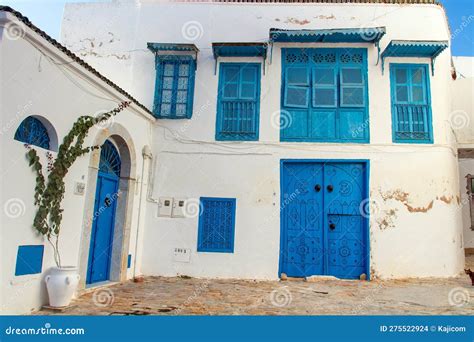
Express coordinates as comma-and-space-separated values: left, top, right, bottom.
269, 27, 386, 44
381, 40, 449, 74
212, 43, 267, 59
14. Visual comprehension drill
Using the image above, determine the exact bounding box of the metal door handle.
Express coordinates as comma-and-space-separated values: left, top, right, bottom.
327, 185, 334, 192
104, 197, 111, 207
329, 223, 336, 230
314, 184, 321, 192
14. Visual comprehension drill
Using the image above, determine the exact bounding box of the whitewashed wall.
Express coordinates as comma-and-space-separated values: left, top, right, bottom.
0, 11, 153, 314
452, 57, 474, 249
61, 1, 464, 281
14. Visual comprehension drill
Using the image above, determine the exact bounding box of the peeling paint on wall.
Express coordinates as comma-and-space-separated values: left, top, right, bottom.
284, 17, 311, 25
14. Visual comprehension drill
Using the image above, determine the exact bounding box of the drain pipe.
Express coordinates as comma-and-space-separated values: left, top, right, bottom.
133, 145, 153, 281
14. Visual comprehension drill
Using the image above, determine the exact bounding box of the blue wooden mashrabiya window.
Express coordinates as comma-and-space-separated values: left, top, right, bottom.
390, 64, 433, 143
216, 63, 261, 141
153, 55, 196, 119
197, 197, 236, 253
14, 116, 50, 149
281, 48, 369, 143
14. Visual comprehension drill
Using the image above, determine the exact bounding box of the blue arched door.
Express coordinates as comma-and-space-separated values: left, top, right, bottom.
87, 140, 121, 284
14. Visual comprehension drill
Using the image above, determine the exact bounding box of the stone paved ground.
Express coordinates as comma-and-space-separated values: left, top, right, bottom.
36, 257, 474, 316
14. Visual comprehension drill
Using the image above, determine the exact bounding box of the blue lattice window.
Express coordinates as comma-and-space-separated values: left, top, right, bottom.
216, 63, 261, 141
197, 197, 236, 253
14, 116, 50, 149
153, 55, 196, 119
390, 64, 433, 143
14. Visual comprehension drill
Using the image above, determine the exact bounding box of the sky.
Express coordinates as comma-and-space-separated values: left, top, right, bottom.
1, 0, 473, 56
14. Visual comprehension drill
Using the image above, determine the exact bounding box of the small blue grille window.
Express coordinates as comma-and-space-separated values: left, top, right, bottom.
153, 56, 196, 119
15, 245, 44, 276
390, 64, 433, 143
216, 63, 261, 141
197, 197, 236, 253
14, 116, 50, 149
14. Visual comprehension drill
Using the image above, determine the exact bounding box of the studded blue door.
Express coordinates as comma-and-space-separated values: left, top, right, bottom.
281, 163, 324, 277
87, 141, 121, 284
281, 161, 368, 279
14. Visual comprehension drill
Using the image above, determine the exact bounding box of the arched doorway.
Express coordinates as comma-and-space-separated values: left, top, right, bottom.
86, 140, 122, 284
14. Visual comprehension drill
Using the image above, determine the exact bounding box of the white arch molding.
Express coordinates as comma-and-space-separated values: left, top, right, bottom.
77, 123, 137, 291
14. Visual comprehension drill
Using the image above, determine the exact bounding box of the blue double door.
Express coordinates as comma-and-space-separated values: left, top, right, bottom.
280, 161, 368, 279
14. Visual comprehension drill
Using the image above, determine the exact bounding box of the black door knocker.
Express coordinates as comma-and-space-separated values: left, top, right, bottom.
327, 185, 334, 192
314, 184, 321, 192
329, 223, 336, 230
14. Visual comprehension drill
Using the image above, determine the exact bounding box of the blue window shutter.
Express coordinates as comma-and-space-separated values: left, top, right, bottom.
390, 64, 432, 143
197, 197, 236, 253
153, 56, 196, 119
14, 116, 50, 150
15, 245, 44, 276
216, 63, 261, 141
313, 67, 337, 108
340, 67, 365, 107
281, 48, 369, 143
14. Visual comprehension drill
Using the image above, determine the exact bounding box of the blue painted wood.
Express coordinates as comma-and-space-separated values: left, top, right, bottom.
127, 254, 132, 269
280, 48, 369, 143
14, 116, 50, 150
216, 63, 261, 141
87, 141, 121, 284
390, 64, 433, 144
280, 163, 324, 277
197, 197, 236, 253
280, 161, 368, 279
15, 245, 44, 276
270, 27, 386, 44
153, 55, 196, 119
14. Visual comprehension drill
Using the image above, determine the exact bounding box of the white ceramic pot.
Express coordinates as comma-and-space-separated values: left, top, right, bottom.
45, 266, 80, 307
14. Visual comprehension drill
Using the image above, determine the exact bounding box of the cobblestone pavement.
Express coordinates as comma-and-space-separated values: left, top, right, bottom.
36, 258, 474, 316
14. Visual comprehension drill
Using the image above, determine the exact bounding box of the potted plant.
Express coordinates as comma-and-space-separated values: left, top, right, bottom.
25, 102, 130, 307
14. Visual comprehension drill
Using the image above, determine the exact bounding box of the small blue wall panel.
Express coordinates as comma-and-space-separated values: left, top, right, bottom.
216, 63, 261, 141
197, 197, 236, 253
390, 64, 433, 143
281, 48, 369, 143
127, 254, 132, 269
15, 245, 44, 276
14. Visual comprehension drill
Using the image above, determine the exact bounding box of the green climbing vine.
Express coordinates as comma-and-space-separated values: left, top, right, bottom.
25, 101, 130, 267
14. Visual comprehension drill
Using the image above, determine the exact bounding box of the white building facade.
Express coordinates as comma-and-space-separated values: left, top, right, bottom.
1, 0, 473, 314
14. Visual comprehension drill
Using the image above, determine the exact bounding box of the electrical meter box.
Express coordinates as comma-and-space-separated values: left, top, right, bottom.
172, 198, 187, 218
158, 197, 173, 217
